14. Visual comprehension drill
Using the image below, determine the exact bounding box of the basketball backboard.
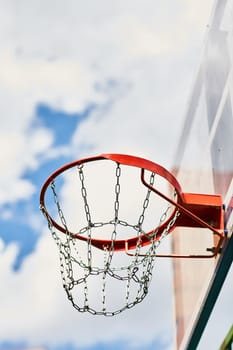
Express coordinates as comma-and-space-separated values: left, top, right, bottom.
172, 0, 233, 348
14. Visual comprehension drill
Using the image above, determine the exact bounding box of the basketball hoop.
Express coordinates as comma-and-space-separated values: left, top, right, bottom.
40, 154, 225, 315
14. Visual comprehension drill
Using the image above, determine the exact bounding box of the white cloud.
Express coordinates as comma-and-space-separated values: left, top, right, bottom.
0, 178, 35, 205
0, 209, 13, 220
28, 128, 54, 156
71, 57, 192, 166
0, 51, 99, 112
0, 129, 53, 204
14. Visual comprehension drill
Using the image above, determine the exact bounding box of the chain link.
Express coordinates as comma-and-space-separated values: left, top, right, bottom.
104, 163, 121, 270
77, 164, 93, 268
78, 164, 92, 226
138, 172, 155, 228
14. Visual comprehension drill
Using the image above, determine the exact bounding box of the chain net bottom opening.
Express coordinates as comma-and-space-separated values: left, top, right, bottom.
42, 160, 178, 316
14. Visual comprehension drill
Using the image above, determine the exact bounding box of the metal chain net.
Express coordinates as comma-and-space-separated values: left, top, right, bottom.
40, 162, 179, 316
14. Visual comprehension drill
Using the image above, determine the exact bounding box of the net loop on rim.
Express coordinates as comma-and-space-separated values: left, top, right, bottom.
40, 155, 180, 315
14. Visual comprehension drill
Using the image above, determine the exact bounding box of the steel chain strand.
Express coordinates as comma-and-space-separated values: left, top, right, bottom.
83, 270, 89, 311
114, 163, 121, 222
50, 182, 88, 306
125, 267, 131, 306
125, 237, 142, 308
137, 248, 155, 301
158, 190, 178, 232
134, 172, 177, 303
136, 262, 147, 300
138, 247, 155, 295
50, 181, 73, 278
134, 172, 155, 259
77, 164, 96, 309
125, 266, 140, 307
155, 209, 180, 247
105, 163, 121, 269
69, 240, 90, 270
50, 181, 75, 284
77, 164, 93, 270
143, 207, 180, 272
78, 164, 122, 312
137, 172, 155, 229
104, 164, 146, 281
77, 164, 92, 225
102, 270, 107, 314
101, 247, 109, 314
50, 181, 71, 240
144, 209, 169, 240
42, 215, 73, 294
125, 171, 156, 307
159, 191, 177, 225
134, 172, 156, 259
145, 189, 178, 244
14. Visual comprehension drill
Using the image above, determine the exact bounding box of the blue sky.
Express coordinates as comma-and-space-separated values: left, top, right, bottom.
0, 1, 217, 349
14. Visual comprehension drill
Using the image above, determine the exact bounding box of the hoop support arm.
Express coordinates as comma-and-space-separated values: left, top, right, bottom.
125, 234, 225, 258
136, 169, 226, 258
141, 169, 224, 235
